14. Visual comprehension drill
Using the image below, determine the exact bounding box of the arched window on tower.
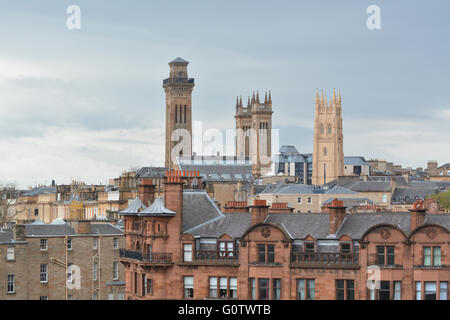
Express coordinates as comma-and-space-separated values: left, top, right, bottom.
320, 124, 324, 134
323, 147, 327, 156
327, 124, 332, 134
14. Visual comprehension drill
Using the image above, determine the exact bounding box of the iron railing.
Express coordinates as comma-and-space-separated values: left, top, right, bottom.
119, 249, 172, 264
163, 78, 195, 85
291, 252, 359, 267
194, 250, 239, 262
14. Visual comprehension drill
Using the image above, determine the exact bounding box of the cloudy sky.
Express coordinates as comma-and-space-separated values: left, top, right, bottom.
0, 1, 449, 188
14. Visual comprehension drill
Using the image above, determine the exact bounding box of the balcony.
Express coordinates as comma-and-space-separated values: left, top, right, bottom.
290, 252, 359, 269
162, 78, 195, 85
119, 249, 172, 265
182, 250, 239, 266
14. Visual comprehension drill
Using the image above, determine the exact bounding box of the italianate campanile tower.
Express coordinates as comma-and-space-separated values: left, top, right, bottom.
312, 89, 344, 185
163, 57, 195, 170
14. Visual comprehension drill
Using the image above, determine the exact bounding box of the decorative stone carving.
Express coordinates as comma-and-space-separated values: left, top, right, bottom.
380, 228, 391, 240
261, 227, 271, 238
426, 228, 437, 240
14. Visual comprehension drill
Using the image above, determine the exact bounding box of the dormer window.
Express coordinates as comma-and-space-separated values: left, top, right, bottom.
340, 243, 351, 253
304, 242, 315, 253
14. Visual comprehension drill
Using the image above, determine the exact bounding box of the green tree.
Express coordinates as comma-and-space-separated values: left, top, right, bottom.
427, 190, 450, 210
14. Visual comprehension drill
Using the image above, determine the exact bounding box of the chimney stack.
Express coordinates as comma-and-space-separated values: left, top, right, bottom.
328, 198, 346, 234
410, 199, 426, 231
75, 220, 91, 234
250, 199, 269, 225
138, 179, 155, 207
13, 224, 26, 241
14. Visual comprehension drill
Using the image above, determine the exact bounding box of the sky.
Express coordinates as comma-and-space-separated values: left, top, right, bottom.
0, 0, 449, 188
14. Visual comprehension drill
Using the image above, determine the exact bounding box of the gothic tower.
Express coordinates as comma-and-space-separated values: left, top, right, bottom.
312, 89, 344, 185
163, 57, 195, 170
235, 91, 273, 177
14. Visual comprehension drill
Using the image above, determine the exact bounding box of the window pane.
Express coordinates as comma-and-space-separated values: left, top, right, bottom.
416, 282, 422, 300
379, 281, 390, 300
440, 282, 447, 300
347, 280, 355, 300
387, 247, 395, 265
258, 279, 269, 300
184, 244, 192, 262
376, 246, 385, 265
307, 280, 315, 300
273, 279, 281, 300
258, 245, 266, 263
267, 245, 275, 263
433, 247, 441, 266
250, 278, 256, 300
297, 279, 305, 300
394, 281, 401, 300
425, 282, 436, 300
336, 280, 345, 300
209, 277, 217, 298
423, 247, 431, 266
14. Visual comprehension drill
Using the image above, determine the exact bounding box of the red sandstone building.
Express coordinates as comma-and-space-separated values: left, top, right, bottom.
119, 170, 449, 300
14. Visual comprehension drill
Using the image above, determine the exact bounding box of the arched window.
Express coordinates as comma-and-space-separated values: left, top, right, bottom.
327, 124, 332, 134
323, 147, 327, 156
320, 124, 324, 134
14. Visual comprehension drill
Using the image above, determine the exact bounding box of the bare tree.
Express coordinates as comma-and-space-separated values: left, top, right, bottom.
0, 183, 24, 227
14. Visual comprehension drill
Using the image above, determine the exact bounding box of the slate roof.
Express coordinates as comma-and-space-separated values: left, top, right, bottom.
182, 190, 224, 232
140, 198, 176, 216
325, 186, 358, 195
25, 224, 77, 237
169, 57, 189, 64
186, 213, 251, 238
184, 211, 450, 241
118, 197, 146, 215
279, 145, 299, 154
322, 197, 375, 209
336, 213, 412, 238
180, 164, 253, 182
261, 184, 324, 195
0, 229, 13, 243
392, 187, 440, 204
90, 223, 123, 235
136, 167, 167, 179
22, 186, 57, 197
344, 156, 369, 166
341, 181, 392, 192
438, 163, 450, 169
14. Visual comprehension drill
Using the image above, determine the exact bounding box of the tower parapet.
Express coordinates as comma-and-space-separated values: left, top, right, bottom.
235, 90, 273, 177
312, 89, 344, 185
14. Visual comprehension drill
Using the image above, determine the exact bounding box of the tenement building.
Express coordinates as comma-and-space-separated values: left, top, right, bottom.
0, 220, 125, 300
119, 170, 449, 300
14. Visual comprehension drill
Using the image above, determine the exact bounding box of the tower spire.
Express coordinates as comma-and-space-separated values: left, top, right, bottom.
268, 90, 272, 104
264, 92, 268, 104
256, 91, 260, 103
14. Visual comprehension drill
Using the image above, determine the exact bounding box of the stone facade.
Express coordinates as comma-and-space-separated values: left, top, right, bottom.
119, 171, 450, 300
0, 221, 125, 300
235, 92, 273, 178
312, 89, 344, 185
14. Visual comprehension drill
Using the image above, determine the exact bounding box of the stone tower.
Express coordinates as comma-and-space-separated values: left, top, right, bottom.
312, 89, 344, 185
163, 57, 195, 170
235, 91, 273, 177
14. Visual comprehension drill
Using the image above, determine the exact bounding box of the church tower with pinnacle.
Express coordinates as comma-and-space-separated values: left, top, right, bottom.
235, 91, 273, 178
163, 57, 195, 170
312, 89, 344, 185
